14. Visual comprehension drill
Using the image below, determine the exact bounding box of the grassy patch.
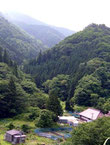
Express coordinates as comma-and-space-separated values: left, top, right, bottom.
0, 119, 59, 145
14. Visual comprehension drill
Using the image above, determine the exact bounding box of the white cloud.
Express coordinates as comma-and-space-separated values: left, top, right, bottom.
0, 0, 110, 31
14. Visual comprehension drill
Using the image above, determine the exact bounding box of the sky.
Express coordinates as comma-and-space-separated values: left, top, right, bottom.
0, 0, 110, 31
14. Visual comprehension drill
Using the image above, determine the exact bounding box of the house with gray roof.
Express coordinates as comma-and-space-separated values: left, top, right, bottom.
5, 129, 26, 144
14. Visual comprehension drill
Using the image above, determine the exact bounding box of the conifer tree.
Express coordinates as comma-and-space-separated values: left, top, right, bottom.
0, 47, 3, 62
65, 99, 74, 111
3, 49, 9, 64
37, 50, 42, 65
0, 77, 25, 117
47, 89, 63, 116
13, 62, 18, 77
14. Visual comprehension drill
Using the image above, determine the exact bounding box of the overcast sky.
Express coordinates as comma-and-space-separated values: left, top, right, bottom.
0, 0, 110, 31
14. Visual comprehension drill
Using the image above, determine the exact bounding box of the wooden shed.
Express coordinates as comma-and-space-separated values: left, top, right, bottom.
5, 129, 26, 144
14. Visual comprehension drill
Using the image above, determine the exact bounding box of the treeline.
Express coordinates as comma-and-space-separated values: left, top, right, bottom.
0, 16, 46, 64
24, 24, 110, 113
0, 47, 18, 76
63, 117, 110, 145
24, 24, 110, 87
0, 47, 14, 65
0, 47, 63, 124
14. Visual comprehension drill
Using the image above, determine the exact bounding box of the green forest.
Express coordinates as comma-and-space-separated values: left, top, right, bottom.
0, 13, 110, 145
24, 24, 110, 112
0, 15, 47, 64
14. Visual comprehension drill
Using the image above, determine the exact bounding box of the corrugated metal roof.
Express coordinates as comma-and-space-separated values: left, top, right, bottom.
59, 116, 77, 121
79, 108, 101, 120
6, 129, 22, 135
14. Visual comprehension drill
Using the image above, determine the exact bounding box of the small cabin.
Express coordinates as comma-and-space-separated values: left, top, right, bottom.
5, 129, 26, 144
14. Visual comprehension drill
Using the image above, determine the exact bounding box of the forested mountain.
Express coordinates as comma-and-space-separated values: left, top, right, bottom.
24, 24, 110, 81
53, 26, 75, 37
0, 47, 51, 119
3, 12, 47, 25
3, 12, 75, 47
24, 24, 110, 112
12, 22, 65, 48
0, 15, 46, 64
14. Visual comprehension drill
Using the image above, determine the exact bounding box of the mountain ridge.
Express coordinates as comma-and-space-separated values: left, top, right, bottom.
0, 15, 47, 63
23, 23, 110, 88
3, 12, 75, 47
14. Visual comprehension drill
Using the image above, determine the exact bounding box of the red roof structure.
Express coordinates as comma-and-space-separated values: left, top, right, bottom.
79, 108, 103, 122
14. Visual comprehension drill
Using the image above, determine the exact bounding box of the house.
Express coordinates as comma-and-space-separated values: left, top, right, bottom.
59, 116, 79, 126
78, 108, 103, 122
5, 129, 26, 144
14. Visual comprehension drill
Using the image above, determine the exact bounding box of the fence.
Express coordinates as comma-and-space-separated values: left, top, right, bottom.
35, 127, 72, 140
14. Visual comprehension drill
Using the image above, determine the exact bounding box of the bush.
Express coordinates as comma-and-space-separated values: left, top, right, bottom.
7, 123, 15, 130
21, 124, 30, 133
35, 110, 54, 128
71, 117, 110, 145
28, 108, 40, 121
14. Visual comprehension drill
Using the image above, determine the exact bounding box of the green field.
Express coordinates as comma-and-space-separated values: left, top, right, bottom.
0, 119, 59, 145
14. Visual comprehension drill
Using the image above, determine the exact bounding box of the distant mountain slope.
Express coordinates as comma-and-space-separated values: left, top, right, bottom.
53, 26, 75, 37
12, 22, 65, 48
24, 24, 110, 87
0, 15, 46, 63
3, 12, 75, 47
4, 12, 47, 25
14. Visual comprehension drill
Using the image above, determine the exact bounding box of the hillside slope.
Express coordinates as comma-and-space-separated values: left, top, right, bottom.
0, 15, 46, 63
24, 24, 110, 111
0, 47, 50, 119
13, 22, 65, 48
3, 12, 75, 47
53, 26, 75, 37
24, 24, 110, 85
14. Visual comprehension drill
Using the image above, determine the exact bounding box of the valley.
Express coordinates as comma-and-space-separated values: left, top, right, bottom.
0, 12, 110, 145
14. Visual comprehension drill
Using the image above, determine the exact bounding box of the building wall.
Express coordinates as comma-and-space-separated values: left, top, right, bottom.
5, 133, 13, 142
59, 119, 68, 123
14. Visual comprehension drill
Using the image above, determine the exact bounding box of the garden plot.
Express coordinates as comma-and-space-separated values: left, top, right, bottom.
35, 127, 72, 140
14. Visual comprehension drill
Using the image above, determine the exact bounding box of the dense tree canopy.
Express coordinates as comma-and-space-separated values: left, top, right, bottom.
24, 24, 110, 112
0, 16, 46, 64
47, 89, 63, 116
24, 24, 110, 86
43, 74, 70, 101
35, 110, 54, 128
70, 117, 110, 145
0, 48, 47, 118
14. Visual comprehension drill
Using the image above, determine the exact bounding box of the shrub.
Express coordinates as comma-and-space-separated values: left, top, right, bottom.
21, 124, 30, 133
7, 123, 15, 130
35, 110, 54, 128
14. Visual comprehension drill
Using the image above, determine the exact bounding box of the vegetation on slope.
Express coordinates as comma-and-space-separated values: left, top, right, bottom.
24, 24, 110, 112
0, 16, 46, 64
0, 47, 48, 118
1, 23, 110, 145
15, 23, 65, 48
63, 117, 110, 145
4, 12, 74, 48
